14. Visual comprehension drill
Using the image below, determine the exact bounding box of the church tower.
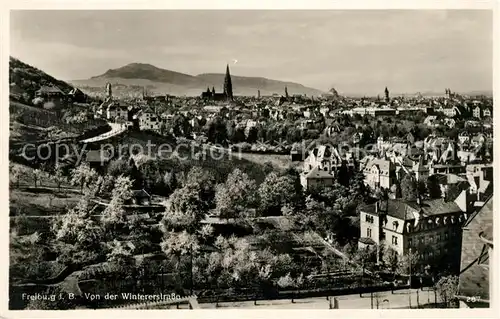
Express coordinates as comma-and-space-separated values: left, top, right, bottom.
223, 64, 233, 100
384, 87, 389, 103
106, 82, 112, 98
285, 86, 289, 99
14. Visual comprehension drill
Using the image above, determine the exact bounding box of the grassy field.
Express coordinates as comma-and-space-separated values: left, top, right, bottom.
119, 131, 282, 184
10, 189, 81, 217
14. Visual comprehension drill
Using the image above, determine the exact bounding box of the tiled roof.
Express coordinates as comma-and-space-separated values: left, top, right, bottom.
132, 189, 151, 199
418, 198, 463, 217
304, 166, 335, 179
361, 198, 462, 220
364, 158, 393, 175
459, 196, 493, 300
37, 85, 65, 94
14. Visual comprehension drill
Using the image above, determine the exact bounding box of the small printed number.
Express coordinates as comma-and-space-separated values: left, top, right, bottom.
466, 296, 480, 303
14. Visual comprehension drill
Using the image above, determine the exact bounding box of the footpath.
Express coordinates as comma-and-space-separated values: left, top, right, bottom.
200, 289, 439, 309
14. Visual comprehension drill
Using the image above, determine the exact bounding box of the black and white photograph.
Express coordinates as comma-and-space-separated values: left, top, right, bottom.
6, 7, 495, 311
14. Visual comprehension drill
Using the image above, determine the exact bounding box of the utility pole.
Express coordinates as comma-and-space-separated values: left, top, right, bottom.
190, 243, 194, 295
408, 248, 412, 308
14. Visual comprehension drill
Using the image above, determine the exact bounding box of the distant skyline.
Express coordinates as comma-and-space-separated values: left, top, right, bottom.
10, 10, 492, 95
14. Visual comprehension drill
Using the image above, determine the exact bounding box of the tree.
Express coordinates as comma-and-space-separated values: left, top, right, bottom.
397, 250, 419, 276
70, 163, 98, 193
214, 169, 257, 219
400, 174, 418, 201
382, 246, 399, 273
32, 168, 44, 188
52, 163, 67, 192
52, 194, 104, 266
258, 172, 297, 215
106, 239, 136, 276
161, 184, 208, 233
10, 164, 26, 188
101, 176, 133, 231
107, 159, 131, 177
435, 275, 459, 307
277, 273, 304, 303
426, 175, 442, 199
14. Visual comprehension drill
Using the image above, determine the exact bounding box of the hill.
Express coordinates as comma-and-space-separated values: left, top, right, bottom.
71, 63, 325, 97
9, 57, 107, 145
9, 57, 81, 101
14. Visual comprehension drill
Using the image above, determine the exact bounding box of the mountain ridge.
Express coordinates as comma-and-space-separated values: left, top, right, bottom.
73, 62, 326, 97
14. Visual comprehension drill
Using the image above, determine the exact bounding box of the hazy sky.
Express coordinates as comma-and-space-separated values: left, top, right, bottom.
10, 10, 492, 94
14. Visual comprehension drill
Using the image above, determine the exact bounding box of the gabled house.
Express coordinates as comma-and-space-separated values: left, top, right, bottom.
362, 157, 396, 190
300, 145, 344, 189
126, 189, 152, 206
106, 102, 129, 122
35, 86, 66, 99
136, 106, 161, 131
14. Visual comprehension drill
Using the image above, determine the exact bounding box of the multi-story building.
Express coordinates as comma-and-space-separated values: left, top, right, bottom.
362, 157, 396, 190
473, 105, 492, 119
358, 197, 468, 273
300, 145, 350, 189
106, 102, 129, 122
136, 106, 161, 131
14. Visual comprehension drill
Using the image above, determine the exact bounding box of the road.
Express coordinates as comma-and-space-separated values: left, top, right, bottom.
80, 123, 126, 143
199, 289, 438, 309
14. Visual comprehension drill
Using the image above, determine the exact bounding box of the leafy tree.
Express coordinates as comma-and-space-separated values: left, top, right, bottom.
258, 172, 297, 215
52, 163, 67, 192
161, 185, 208, 233
106, 239, 136, 277
214, 169, 257, 219
101, 176, 133, 231
70, 163, 98, 193
277, 273, 304, 303
382, 246, 399, 273
52, 194, 104, 266
107, 159, 131, 177
400, 174, 418, 201
10, 164, 26, 188
435, 275, 459, 307
32, 168, 44, 188
426, 175, 442, 199
397, 250, 419, 276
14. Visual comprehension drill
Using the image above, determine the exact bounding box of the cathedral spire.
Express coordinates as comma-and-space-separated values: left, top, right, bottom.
223, 64, 233, 100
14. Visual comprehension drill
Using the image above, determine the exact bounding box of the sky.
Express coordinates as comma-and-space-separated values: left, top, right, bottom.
10, 10, 493, 95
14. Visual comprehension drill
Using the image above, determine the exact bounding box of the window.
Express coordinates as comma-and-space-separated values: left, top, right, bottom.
437, 234, 441, 242
381, 231, 386, 240
365, 215, 374, 223
393, 221, 399, 231
429, 235, 434, 243
392, 236, 398, 245
445, 232, 449, 240
367, 228, 372, 238
408, 238, 413, 247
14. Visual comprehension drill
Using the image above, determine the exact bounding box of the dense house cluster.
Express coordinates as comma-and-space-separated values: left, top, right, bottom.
294, 91, 493, 302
